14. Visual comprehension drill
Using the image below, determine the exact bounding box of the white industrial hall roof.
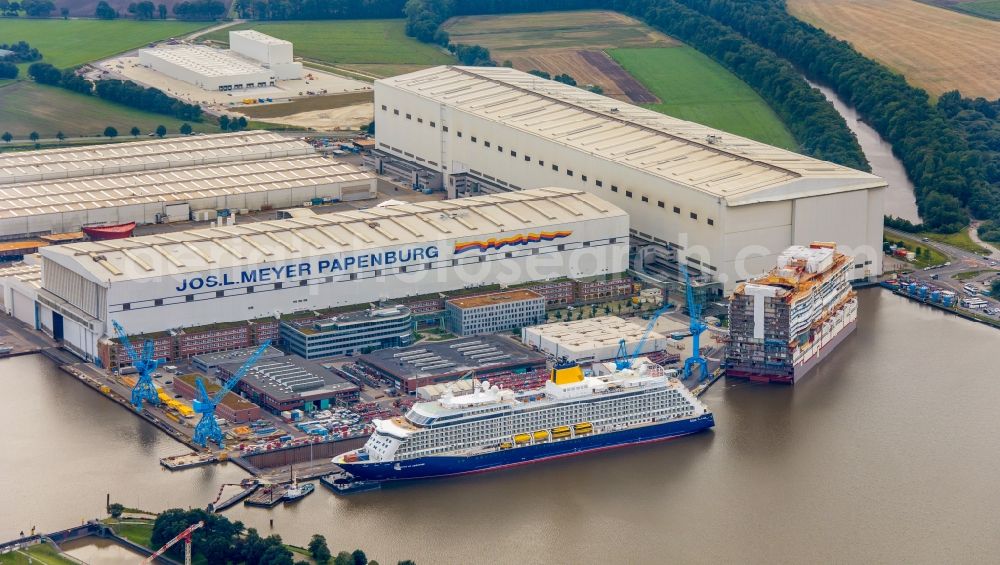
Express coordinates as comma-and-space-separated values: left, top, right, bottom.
231, 29, 291, 46
0, 131, 313, 184
0, 156, 371, 219
379, 66, 886, 204
42, 187, 625, 283
523, 316, 666, 350
140, 45, 271, 79
0, 263, 42, 288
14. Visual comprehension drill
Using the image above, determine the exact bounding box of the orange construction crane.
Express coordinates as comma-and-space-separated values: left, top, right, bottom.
142, 520, 203, 565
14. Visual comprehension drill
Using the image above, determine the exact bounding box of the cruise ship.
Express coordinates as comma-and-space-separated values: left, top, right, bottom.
726, 242, 858, 384
333, 360, 714, 481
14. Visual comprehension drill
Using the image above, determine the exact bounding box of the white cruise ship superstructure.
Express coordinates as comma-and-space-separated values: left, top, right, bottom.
334, 360, 714, 481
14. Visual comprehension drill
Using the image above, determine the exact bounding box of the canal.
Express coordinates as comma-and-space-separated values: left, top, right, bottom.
2, 289, 998, 564
809, 80, 921, 223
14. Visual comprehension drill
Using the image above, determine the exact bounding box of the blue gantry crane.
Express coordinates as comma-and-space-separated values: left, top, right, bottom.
680, 265, 710, 380
192, 341, 271, 449
112, 320, 163, 412
615, 302, 671, 371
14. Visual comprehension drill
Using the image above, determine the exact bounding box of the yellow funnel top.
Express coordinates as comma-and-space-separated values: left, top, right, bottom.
550, 363, 584, 385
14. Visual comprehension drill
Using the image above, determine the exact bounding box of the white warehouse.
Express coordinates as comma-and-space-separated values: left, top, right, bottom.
38, 187, 629, 360
521, 316, 668, 364
0, 155, 376, 238
138, 45, 276, 92
0, 131, 313, 185
373, 66, 887, 293
229, 30, 302, 81
138, 30, 302, 91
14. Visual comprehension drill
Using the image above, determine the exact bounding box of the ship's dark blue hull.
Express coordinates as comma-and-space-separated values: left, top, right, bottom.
338, 414, 714, 481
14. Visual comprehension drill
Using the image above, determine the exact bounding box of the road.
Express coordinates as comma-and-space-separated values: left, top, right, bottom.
885, 227, 1000, 317
969, 221, 1000, 258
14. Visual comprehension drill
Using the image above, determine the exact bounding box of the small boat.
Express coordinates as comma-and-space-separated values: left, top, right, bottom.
82, 221, 136, 240
283, 466, 315, 503
283, 482, 314, 503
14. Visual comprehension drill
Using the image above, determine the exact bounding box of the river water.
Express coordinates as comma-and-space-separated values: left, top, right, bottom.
2, 289, 999, 564
808, 81, 921, 223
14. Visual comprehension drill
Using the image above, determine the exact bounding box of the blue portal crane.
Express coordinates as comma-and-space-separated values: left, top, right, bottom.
112, 320, 163, 412
192, 342, 271, 449
615, 300, 671, 371
680, 265, 710, 381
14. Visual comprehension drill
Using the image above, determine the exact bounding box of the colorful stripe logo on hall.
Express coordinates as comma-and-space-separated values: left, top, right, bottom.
454, 231, 573, 254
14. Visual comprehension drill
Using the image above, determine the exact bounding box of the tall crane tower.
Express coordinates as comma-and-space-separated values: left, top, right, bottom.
192, 342, 271, 449
112, 320, 163, 412
680, 265, 710, 381
142, 520, 203, 565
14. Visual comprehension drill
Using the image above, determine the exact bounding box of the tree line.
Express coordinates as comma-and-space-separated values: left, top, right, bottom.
27, 62, 203, 122
937, 92, 1000, 243
151, 508, 414, 565
0, 0, 56, 17
231, 0, 406, 20
0, 41, 41, 63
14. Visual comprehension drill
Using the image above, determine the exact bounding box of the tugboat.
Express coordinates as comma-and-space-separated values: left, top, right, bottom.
282, 468, 315, 503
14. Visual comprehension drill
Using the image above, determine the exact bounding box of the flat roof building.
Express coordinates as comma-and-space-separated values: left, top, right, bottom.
38, 187, 628, 361
139, 45, 276, 92
224, 355, 360, 412
281, 305, 413, 359
229, 30, 301, 81
358, 335, 547, 393
445, 289, 546, 336
0, 131, 312, 185
374, 66, 886, 292
191, 344, 286, 372
521, 316, 668, 364
0, 155, 376, 238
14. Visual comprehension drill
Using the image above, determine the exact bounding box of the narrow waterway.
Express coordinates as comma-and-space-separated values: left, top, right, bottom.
809, 80, 921, 223
3, 289, 1000, 564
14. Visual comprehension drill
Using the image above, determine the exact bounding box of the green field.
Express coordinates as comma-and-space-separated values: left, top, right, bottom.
112, 521, 154, 548
0, 82, 216, 140
0, 543, 76, 565
920, 0, 1000, 20
205, 20, 455, 77
957, 0, 1000, 19
609, 47, 797, 150
0, 20, 208, 69
919, 229, 989, 254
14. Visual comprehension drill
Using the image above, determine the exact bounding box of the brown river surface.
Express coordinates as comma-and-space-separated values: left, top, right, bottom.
2, 289, 999, 564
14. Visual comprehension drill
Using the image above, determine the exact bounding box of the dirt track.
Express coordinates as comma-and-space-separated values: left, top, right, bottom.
580, 50, 658, 104
789, 0, 1000, 97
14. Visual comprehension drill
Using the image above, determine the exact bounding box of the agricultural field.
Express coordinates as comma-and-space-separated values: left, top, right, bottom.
0, 19, 208, 69
443, 10, 675, 102
609, 47, 797, 150
0, 82, 215, 141
788, 0, 1000, 98
205, 20, 454, 78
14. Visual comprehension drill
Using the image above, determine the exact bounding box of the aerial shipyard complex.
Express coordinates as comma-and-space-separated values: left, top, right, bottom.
0, 63, 888, 481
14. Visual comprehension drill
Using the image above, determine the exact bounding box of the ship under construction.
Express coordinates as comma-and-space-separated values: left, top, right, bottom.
726, 242, 858, 384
